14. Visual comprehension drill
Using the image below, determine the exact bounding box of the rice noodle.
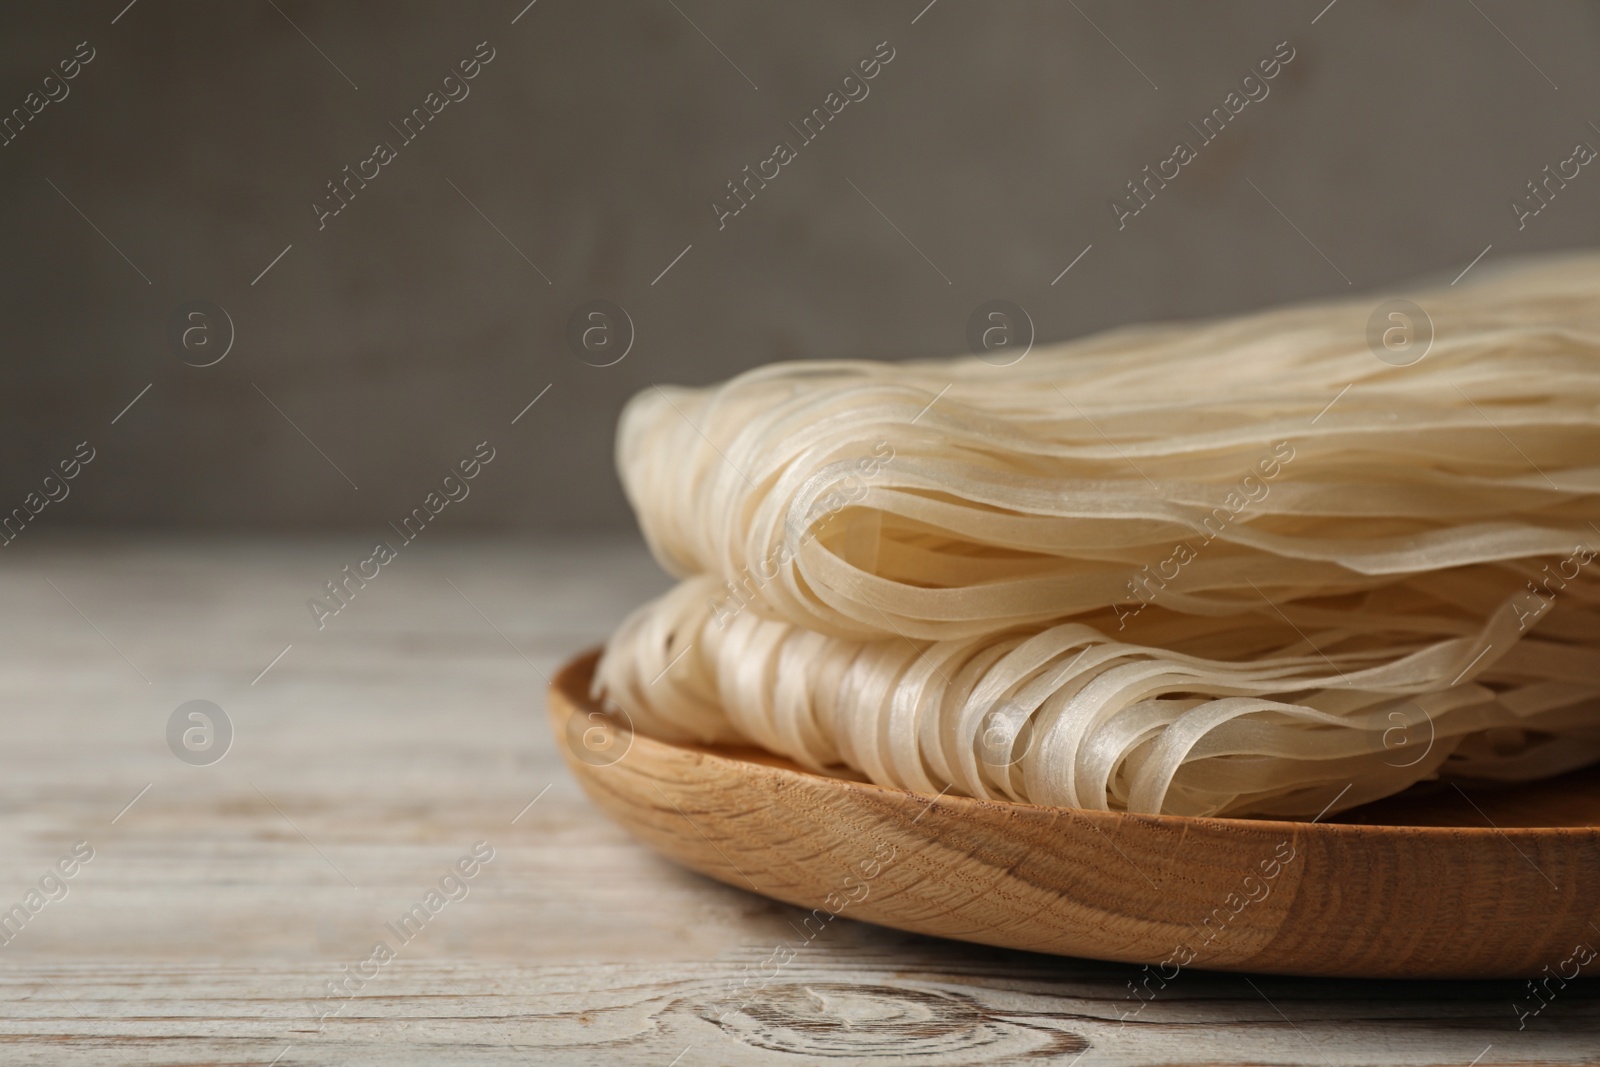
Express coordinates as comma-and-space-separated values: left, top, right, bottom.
598, 253, 1600, 818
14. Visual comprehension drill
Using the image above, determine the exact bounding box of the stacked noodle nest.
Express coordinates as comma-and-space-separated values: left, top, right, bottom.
596, 254, 1600, 819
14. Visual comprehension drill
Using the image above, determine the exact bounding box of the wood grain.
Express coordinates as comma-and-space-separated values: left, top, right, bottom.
2, 539, 1597, 1064
552, 651, 1600, 980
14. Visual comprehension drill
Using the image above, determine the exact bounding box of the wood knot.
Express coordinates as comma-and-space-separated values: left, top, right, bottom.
697, 981, 1087, 1059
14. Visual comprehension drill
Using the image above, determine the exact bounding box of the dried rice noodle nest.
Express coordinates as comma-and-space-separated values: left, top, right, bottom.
599, 253, 1600, 818
597, 572, 1600, 818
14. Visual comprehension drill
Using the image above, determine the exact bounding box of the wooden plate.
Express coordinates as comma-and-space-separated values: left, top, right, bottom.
550, 651, 1600, 979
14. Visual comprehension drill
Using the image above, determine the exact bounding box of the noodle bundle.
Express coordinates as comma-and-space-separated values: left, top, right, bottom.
597, 254, 1600, 818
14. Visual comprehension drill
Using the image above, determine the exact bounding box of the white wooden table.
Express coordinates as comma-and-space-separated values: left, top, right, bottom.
1, 538, 1594, 1065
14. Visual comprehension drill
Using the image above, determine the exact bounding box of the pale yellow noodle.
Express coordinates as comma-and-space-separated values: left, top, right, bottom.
598, 253, 1600, 818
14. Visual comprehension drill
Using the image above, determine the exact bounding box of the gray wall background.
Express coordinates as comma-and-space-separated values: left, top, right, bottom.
2, 0, 1597, 534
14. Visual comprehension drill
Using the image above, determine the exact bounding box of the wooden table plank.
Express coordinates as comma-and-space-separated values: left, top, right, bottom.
0, 537, 1594, 1064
